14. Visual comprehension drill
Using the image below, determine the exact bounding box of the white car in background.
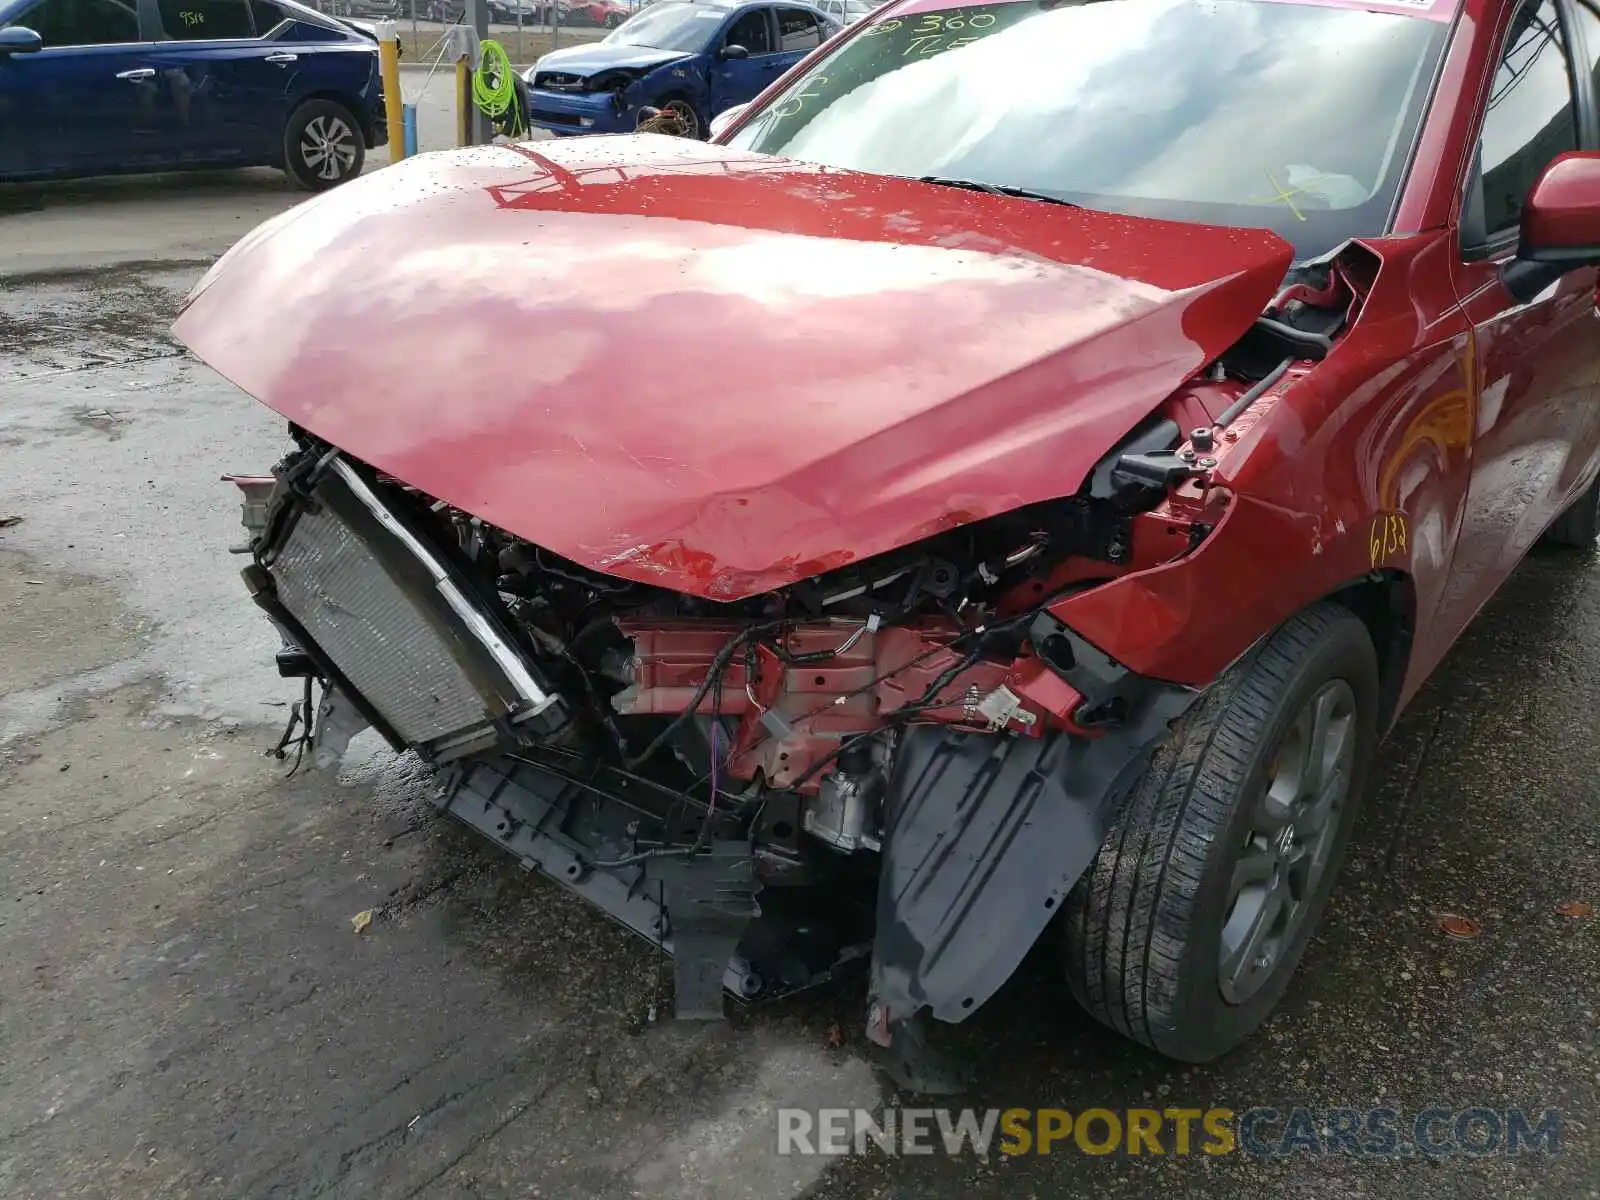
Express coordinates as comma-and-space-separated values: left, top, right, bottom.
812, 0, 873, 22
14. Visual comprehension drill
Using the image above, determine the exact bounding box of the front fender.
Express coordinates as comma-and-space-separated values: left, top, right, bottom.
1054, 490, 1423, 693
1060, 235, 1471, 693
636, 59, 710, 107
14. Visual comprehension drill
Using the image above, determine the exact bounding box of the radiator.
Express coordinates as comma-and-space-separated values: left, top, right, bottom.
263, 458, 559, 757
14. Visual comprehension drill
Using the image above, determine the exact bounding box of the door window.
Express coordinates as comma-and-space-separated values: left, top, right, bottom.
11, 0, 139, 45
775, 6, 820, 50
1472, 0, 1579, 242
724, 8, 772, 53
155, 0, 255, 39
250, 0, 287, 32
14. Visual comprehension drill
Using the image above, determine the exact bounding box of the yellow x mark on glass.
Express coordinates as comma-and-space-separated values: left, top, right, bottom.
1251, 171, 1309, 221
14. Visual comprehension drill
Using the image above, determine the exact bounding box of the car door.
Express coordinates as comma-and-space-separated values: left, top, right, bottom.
0, 0, 156, 176
1437, 0, 1600, 631
708, 5, 778, 114
0, 28, 38, 176
141, 0, 287, 164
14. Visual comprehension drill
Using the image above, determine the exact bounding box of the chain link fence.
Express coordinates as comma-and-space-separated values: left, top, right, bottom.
307, 0, 645, 62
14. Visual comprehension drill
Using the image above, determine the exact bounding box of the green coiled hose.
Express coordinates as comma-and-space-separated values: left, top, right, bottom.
473, 38, 525, 137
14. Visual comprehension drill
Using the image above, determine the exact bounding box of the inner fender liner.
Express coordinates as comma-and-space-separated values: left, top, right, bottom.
869, 669, 1197, 1038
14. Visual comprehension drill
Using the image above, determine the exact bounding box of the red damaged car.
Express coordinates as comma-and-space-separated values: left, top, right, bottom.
175, 0, 1600, 1081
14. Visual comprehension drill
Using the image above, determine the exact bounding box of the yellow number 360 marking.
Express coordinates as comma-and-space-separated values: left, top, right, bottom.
1369, 512, 1408, 568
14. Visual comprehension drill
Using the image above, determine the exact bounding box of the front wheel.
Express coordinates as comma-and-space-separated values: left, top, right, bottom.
283, 99, 365, 192
1063, 602, 1379, 1062
655, 95, 704, 139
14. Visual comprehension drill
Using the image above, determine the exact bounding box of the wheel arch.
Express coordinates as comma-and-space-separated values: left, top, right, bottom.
652, 84, 705, 111
1052, 491, 1426, 728
1323, 568, 1415, 734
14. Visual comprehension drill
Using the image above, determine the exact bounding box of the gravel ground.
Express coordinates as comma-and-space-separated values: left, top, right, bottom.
0, 232, 1594, 1198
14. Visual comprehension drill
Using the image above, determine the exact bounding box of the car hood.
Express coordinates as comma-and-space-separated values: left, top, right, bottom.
527, 42, 693, 78
174, 136, 1291, 600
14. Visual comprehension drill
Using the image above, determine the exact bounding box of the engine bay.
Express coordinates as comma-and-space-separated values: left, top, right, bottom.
236, 372, 1271, 877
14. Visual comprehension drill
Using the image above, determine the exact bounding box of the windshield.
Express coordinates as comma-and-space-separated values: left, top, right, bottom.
604, 2, 728, 51
725, 0, 1446, 259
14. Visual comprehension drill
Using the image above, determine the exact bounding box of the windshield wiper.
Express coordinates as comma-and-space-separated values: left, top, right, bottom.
914, 176, 1080, 208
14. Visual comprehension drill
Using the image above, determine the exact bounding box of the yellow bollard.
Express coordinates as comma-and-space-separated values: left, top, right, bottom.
375, 21, 405, 162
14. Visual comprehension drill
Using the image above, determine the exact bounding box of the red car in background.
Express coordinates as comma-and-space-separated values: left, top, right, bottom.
558, 0, 631, 24
176, 0, 1600, 1084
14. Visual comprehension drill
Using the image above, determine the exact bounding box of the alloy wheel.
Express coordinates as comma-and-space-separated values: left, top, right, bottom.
1218, 678, 1356, 1004
300, 115, 358, 183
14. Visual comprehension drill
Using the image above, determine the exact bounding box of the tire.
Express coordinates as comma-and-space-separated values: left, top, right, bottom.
1063, 602, 1379, 1062
656, 94, 704, 139
1543, 473, 1600, 548
283, 99, 365, 192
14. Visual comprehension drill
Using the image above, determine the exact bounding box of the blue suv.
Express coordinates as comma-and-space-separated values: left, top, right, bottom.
521, 0, 838, 139
0, 0, 385, 189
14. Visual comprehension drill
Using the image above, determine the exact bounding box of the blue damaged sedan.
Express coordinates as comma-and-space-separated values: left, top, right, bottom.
0, 0, 385, 189
520, 0, 838, 138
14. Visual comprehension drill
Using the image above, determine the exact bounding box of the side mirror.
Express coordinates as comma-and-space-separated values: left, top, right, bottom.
707, 101, 749, 140
719, 42, 748, 59
1503, 151, 1600, 303
0, 26, 44, 54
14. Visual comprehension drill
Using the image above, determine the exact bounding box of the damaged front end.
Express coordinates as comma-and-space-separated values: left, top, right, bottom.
224, 407, 1259, 1063
179, 95, 1398, 1082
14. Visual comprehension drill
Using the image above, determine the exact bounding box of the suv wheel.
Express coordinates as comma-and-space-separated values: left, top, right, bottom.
284, 100, 366, 191
1063, 602, 1379, 1062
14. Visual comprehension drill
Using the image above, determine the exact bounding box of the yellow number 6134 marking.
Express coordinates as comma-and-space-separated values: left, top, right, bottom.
1369, 512, 1408, 568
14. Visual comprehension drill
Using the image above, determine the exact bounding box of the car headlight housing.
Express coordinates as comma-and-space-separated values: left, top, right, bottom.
585, 68, 643, 93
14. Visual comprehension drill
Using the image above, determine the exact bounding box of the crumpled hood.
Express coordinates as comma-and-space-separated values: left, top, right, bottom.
175, 135, 1291, 599
527, 42, 692, 78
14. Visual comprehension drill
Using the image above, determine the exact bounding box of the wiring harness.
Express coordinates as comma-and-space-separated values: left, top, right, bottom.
520, 599, 1059, 870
